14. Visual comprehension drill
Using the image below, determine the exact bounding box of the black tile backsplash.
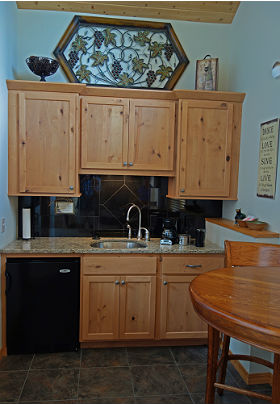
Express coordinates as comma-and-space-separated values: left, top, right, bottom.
18, 175, 222, 239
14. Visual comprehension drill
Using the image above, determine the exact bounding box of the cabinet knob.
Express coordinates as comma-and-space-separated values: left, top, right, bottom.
129, 162, 133, 166
180, 188, 185, 193
226, 155, 231, 162
123, 162, 128, 166
115, 280, 120, 285
185, 264, 202, 268
121, 280, 126, 285
69, 186, 74, 190
163, 280, 168, 285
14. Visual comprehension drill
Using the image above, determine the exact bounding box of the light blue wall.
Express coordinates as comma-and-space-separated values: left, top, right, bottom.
223, 1, 280, 233
0, 0, 18, 350
15, 9, 231, 90
0, 1, 17, 249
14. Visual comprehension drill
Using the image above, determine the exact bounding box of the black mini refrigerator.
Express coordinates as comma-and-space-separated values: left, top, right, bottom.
5, 258, 80, 354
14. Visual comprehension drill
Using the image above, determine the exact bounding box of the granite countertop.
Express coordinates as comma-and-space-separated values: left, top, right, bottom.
0, 237, 224, 254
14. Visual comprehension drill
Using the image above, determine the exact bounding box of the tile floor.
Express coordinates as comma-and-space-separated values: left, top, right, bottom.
0, 346, 272, 404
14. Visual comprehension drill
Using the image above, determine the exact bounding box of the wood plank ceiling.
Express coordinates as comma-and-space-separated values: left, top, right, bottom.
16, 1, 240, 24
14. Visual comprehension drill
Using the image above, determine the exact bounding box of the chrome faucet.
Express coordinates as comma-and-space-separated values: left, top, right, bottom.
126, 204, 142, 240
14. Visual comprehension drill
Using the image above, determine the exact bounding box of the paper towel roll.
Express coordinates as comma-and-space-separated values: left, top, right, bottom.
22, 208, 31, 239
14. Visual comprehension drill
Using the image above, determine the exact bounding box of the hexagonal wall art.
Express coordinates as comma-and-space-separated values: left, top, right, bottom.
54, 16, 189, 89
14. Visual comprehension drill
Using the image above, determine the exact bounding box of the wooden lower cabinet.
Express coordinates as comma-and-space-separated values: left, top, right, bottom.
80, 253, 224, 344
81, 275, 119, 341
80, 255, 157, 341
119, 275, 156, 339
159, 275, 207, 339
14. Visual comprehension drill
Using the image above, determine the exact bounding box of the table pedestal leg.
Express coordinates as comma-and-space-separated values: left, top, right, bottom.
205, 325, 220, 404
272, 353, 280, 403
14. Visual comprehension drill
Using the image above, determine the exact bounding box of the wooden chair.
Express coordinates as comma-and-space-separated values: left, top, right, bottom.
218, 240, 280, 397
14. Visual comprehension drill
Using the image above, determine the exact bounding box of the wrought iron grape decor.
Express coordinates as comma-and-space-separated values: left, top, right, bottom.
54, 16, 189, 90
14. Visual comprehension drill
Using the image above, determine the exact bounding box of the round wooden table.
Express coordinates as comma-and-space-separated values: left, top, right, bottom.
190, 266, 280, 404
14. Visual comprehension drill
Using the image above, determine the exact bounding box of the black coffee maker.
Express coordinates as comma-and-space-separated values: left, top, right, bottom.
161, 218, 179, 244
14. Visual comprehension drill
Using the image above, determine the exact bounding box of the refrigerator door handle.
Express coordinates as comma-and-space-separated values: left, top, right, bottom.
5, 271, 11, 294
59, 269, 71, 273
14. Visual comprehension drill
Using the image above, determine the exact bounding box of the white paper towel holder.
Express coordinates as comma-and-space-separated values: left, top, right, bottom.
22, 208, 31, 240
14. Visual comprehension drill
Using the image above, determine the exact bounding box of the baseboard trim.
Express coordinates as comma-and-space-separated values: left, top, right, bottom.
229, 349, 272, 386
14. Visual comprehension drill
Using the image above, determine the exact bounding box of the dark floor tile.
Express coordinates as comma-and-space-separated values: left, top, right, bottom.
20, 369, 79, 401
191, 392, 251, 403
78, 367, 133, 398
127, 347, 174, 365
81, 348, 128, 368
0, 371, 27, 402
31, 351, 81, 369
0, 354, 33, 371
131, 365, 187, 397
179, 363, 238, 395
171, 346, 208, 364
135, 394, 192, 403
179, 364, 207, 394
249, 399, 272, 404
78, 399, 135, 404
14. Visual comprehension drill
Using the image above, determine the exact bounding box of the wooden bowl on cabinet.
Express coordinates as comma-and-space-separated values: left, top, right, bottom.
246, 221, 268, 231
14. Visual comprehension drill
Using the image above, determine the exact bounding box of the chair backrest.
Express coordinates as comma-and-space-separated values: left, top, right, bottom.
224, 240, 280, 267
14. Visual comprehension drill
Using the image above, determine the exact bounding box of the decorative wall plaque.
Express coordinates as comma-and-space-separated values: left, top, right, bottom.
257, 118, 279, 199
54, 16, 189, 89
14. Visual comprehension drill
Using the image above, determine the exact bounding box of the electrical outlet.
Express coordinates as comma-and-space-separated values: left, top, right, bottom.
1, 217, 6, 233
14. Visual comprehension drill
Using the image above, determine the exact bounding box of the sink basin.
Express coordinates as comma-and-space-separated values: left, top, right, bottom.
90, 240, 147, 249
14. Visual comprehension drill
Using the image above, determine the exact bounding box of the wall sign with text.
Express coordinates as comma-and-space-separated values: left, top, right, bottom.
257, 118, 279, 198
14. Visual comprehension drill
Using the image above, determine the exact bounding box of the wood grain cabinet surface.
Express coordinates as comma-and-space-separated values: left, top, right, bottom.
80, 97, 175, 176
7, 81, 245, 198
168, 92, 245, 200
80, 253, 224, 344
8, 85, 80, 196
80, 255, 157, 341
158, 255, 224, 339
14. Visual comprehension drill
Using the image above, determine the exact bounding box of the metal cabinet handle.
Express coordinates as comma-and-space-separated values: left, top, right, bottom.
121, 280, 126, 285
180, 188, 185, 193
115, 280, 120, 285
185, 264, 202, 268
129, 162, 133, 166
123, 162, 128, 166
69, 186, 74, 190
163, 280, 168, 285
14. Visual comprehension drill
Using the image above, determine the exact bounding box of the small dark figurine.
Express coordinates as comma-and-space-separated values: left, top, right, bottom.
235, 209, 246, 224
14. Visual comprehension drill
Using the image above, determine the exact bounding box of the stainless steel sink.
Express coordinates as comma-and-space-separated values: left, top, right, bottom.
90, 240, 147, 249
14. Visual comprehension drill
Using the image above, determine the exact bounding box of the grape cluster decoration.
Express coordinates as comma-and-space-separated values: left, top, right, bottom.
58, 18, 188, 89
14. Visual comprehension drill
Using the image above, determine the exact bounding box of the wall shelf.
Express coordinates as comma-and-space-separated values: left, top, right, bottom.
206, 218, 280, 239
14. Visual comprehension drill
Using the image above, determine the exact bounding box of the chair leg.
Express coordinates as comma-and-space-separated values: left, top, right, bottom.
205, 325, 220, 404
272, 353, 280, 403
217, 334, 230, 396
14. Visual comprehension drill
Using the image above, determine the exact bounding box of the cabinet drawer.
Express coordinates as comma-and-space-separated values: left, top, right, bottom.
82, 255, 157, 275
161, 255, 224, 275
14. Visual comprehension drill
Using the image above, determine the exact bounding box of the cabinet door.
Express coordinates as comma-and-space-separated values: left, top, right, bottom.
81, 276, 119, 341
179, 100, 233, 197
119, 276, 156, 339
159, 275, 207, 339
81, 97, 129, 169
18, 91, 77, 194
128, 99, 175, 171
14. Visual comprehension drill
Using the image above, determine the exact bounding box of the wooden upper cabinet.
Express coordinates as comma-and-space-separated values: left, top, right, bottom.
179, 100, 233, 197
80, 96, 175, 175
168, 92, 245, 200
8, 86, 80, 196
81, 97, 129, 170
128, 99, 175, 172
